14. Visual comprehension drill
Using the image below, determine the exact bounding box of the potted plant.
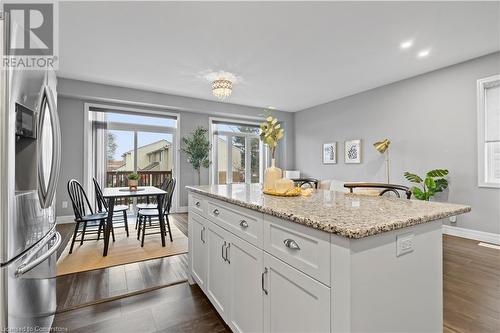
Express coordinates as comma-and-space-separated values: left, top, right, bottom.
260, 115, 285, 191
181, 127, 211, 185
404, 169, 449, 201
127, 172, 140, 191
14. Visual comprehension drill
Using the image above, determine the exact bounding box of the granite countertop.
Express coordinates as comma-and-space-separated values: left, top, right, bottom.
186, 184, 471, 239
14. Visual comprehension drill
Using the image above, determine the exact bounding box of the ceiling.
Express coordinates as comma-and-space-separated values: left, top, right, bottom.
58, 1, 500, 112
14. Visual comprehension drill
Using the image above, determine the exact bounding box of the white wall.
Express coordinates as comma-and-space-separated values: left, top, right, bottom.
56, 78, 295, 216
294, 52, 500, 235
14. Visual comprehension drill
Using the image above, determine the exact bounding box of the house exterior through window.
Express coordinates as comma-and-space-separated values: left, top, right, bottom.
477, 75, 500, 188
210, 119, 267, 185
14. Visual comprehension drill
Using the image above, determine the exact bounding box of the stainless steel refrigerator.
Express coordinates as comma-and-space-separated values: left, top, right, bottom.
0, 12, 62, 330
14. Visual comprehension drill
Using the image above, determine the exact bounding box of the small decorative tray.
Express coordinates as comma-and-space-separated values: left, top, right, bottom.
263, 187, 304, 197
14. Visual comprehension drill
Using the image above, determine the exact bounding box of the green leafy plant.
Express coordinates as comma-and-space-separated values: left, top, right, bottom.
181, 127, 211, 185
404, 169, 449, 201
127, 173, 140, 181
259, 115, 284, 159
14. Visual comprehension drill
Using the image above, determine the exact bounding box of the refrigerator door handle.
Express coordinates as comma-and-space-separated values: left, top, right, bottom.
38, 85, 61, 209
15, 231, 61, 277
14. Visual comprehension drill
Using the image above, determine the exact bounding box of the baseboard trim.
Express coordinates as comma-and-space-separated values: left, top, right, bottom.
442, 225, 500, 245
176, 206, 188, 213
56, 215, 75, 224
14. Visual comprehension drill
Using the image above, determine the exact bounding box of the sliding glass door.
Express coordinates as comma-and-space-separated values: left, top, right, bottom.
212, 121, 266, 185
106, 129, 134, 185
90, 109, 178, 210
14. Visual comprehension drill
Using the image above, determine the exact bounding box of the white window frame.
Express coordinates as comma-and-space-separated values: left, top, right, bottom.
209, 117, 268, 185
477, 74, 500, 188
83, 102, 181, 211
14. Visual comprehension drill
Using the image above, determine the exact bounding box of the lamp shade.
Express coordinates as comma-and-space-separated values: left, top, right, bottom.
373, 139, 391, 153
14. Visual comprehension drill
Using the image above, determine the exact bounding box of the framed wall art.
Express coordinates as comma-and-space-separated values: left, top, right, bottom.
345, 139, 361, 164
323, 142, 337, 164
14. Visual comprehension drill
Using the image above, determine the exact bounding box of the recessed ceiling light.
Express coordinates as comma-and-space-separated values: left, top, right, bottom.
417, 49, 430, 58
400, 40, 413, 49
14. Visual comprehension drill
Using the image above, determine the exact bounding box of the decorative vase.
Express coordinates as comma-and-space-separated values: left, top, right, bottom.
275, 178, 294, 194
263, 159, 282, 191
128, 179, 138, 191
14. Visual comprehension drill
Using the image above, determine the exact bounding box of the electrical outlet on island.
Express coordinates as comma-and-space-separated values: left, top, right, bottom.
396, 233, 414, 257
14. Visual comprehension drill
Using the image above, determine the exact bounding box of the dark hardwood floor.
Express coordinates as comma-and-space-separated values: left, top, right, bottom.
56, 253, 188, 312
56, 222, 74, 259
55, 215, 500, 333
53, 282, 230, 333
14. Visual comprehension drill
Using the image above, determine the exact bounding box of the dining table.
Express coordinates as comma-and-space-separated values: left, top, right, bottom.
101, 186, 167, 256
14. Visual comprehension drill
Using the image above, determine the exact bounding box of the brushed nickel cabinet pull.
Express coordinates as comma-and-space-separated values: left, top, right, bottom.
195, 201, 200, 207
225, 243, 231, 264
239, 220, 249, 228
213, 209, 220, 216
222, 241, 227, 261
283, 238, 300, 250
262, 267, 269, 295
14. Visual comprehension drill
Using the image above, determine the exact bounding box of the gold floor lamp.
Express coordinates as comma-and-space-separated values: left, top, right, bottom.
373, 139, 391, 183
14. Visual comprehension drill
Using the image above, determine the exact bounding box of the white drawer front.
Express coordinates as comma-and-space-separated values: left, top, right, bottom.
206, 198, 263, 248
188, 193, 205, 216
264, 215, 331, 286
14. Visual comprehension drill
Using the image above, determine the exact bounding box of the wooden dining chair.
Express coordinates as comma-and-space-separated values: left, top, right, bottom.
135, 176, 170, 230
67, 179, 113, 254
343, 183, 412, 199
93, 178, 130, 237
137, 178, 176, 247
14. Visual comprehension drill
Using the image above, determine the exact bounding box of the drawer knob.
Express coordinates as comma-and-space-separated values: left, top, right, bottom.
213, 209, 220, 216
239, 220, 249, 228
195, 201, 200, 207
283, 238, 300, 250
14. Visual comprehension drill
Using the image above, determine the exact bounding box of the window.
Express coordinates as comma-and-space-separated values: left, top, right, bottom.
211, 119, 267, 184
477, 75, 500, 188
101, 113, 176, 187
85, 104, 178, 209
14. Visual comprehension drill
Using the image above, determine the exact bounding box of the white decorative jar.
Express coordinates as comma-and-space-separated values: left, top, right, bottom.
263, 159, 282, 191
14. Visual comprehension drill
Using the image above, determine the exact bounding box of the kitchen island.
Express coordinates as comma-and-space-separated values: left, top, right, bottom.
186, 184, 470, 333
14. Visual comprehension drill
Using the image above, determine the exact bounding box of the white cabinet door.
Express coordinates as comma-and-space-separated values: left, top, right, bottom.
226, 233, 264, 333
206, 221, 231, 321
263, 253, 331, 333
189, 213, 208, 290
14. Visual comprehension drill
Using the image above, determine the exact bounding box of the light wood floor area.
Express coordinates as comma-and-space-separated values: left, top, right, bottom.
443, 235, 500, 333
55, 216, 500, 333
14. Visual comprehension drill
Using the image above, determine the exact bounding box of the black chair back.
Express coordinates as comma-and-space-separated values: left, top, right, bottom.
160, 176, 170, 191
93, 178, 108, 212
161, 178, 176, 215
67, 179, 94, 221
343, 183, 412, 199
